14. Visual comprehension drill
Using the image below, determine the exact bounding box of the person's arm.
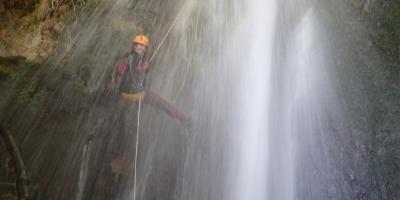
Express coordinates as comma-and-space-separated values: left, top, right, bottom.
144, 89, 188, 122
108, 56, 128, 90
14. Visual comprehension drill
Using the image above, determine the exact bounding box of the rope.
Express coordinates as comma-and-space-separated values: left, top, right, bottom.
132, 41, 145, 200
132, 6, 184, 199
149, 9, 182, 63
133, 100, 142, 200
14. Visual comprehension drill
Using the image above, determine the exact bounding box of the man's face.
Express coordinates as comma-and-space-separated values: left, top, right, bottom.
133, 43, 147, 56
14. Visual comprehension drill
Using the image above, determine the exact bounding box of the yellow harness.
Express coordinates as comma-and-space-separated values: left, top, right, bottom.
121, 92, 145, 102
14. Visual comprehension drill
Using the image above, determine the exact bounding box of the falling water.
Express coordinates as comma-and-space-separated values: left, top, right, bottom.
230, 0, 275, 199
0, 0, 391, 199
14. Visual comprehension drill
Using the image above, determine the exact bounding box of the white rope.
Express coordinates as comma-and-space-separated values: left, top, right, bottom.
132, 6, 184, 198
149, 9, 182, 63
132, 16, 175, 197
133, 100, 142, 200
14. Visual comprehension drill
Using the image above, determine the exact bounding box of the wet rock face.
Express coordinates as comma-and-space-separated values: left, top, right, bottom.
0, 0, 39, 12
0, 0, 69, 62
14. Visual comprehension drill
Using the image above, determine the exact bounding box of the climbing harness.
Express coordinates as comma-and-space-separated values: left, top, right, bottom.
121, 92, 145, 102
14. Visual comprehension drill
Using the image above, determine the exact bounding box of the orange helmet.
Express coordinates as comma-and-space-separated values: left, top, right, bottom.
132, 34, 150, 47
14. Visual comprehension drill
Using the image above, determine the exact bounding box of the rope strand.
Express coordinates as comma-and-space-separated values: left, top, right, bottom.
149, 7, 183, 63
132, 5, 185, 198
133, 100, 141, 200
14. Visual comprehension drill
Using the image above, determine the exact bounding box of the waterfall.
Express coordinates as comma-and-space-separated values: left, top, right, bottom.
1, 0, 387, 199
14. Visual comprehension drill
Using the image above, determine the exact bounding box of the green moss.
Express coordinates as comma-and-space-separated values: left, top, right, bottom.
0, 56, 48, 115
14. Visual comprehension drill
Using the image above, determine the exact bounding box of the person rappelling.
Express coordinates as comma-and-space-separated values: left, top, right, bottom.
104, 34, 189, 200
110, 34, 150, 102
108, 34, 188, 122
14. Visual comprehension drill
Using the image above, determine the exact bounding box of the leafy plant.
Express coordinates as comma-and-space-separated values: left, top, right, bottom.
1, 193, 17, 200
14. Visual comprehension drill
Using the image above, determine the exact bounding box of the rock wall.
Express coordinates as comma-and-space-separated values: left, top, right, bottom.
0, 0, 83, 62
